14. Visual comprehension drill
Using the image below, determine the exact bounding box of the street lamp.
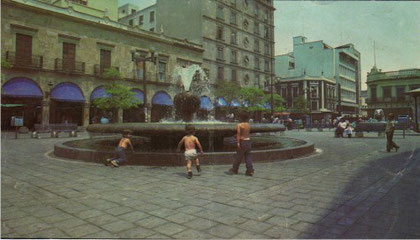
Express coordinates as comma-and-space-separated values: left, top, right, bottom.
130, 49, 157, 122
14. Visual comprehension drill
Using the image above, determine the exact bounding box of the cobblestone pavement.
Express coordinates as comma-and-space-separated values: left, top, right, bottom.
1, 130, 420, 239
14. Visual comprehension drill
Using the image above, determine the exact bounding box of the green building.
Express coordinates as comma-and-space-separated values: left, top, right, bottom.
366, 67, 420, 118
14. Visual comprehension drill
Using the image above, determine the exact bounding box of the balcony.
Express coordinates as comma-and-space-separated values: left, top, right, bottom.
5, 51, 43, 70
367, 69, 420, 81
55, 58, 85, 74
366, 97, 410, 104
94, 65, 120, 79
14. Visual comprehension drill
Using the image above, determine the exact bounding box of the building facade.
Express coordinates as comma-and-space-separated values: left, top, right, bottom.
366, 67, 420, 118
275, 36, 361, 121
118, 4, 156, 32
1, 0, 203, 130
124, 0, 276, 102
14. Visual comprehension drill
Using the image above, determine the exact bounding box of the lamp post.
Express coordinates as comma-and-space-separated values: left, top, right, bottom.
131, 49, 157, 122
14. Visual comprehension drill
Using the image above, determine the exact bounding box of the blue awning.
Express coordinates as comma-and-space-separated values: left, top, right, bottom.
243, 101, 250, 107
131, 89, 144, 103
215, 97, 227, 107
1, 78, 43, 98
264, 103, 271, 109
200, 96, 213, 110
90, 87, 110, 101
51, 82, 85, 102
152, 91, 173, 106
230, 99, 241, 107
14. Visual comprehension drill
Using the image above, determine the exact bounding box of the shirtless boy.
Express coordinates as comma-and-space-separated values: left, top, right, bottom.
230, 111, 254, 176
177, 125, 204, 179
106, 130, 134, 167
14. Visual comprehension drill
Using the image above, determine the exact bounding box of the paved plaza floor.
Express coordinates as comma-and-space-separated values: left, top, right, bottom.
1, 130, 420, 239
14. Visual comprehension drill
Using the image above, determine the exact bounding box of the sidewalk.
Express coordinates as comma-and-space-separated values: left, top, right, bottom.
1, 131, 419, 238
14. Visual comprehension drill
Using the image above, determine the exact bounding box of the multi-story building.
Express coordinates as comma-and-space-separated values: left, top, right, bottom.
118, 4, 156, 32
275, 36, 361, 122
1, 0, 203, 129
118, 3, 139, 19
366, 67, 420, 118
123, 0, 276, 115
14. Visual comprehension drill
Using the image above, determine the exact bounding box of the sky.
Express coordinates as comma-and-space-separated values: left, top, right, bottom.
119, 1, 420, 90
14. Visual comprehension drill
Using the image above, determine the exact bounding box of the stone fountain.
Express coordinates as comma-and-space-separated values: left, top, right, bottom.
54, 65, 315, 166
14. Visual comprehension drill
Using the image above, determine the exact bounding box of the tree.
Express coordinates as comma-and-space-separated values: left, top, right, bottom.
291, 95, 310, 114
102, 67, 122, 80
265, 93, 286, 113
215, 81, 240, 114
1, 59, 12, 69
92, 83, 142, 111
238, 87, 265, 112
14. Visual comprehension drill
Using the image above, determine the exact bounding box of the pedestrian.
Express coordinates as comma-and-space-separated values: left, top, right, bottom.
106, 130, 134, 167
386, 113, 400, 152
230, 111, 254, 176
177, 124, 203, 179
335, 119, 346, 137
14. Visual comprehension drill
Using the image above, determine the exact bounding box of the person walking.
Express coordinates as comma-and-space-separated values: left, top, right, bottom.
229, 111, 254, 176
386, 113, 400, 152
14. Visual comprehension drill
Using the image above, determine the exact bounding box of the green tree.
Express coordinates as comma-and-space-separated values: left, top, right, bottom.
265, 93, 286, 113
291, 95, 310, 114
215, 81, 240, 114
238, 87, 265, 112
1, 59, 12, 69
102, 67, 122, 80
92, 83, 142, 110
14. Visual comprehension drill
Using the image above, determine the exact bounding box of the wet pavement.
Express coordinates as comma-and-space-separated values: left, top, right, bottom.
1, 129, 419, 238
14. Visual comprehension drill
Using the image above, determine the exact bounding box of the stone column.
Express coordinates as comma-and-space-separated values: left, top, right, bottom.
83, 103, 90, 127
42, 100, 50, 127
146, 104, 152, 123
321, 81, 325, 109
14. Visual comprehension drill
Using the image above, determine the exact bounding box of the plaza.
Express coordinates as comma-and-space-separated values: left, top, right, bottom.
1, 130, 419, 238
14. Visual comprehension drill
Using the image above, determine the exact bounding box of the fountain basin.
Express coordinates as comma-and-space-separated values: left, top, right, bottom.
54, 135, 314, 166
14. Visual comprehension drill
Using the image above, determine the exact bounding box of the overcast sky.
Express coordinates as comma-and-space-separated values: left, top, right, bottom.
119, 1, 420, 90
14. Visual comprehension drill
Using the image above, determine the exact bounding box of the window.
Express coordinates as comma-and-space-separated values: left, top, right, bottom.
231, 50, 237, 64
311, 86, 318, 98
100, 49, 111, 69
244, 74, 250, 85
217, 5, 224, 19
371, 87, 377, 101
158, 61, 167, 81
264, 10, 269, 22
131, 9, 136, 14
122, 10, 126, 14
288, 62, 295, 69
311, 101, 318, 111
217, 66, 224, 80
264, 42, 269, 55
254, 3, 259, 17
217, 26, 224, 40
254, 39, 259, 52
63, 42, 76, 70
281, 88, 287, 98
231, 69, 237, 82
150, 28, 154, 32
264, 26, 269, 38
16, 33, 32, 62
254, 56, 259, 69
292, 87, 298, 97
139, 15, 144, 25
230, 31, 237, 44
254, 21, 259, 35
150, 11, 155, 22
383, 87, 392, 99
255, 74, 260, 88
264, 59, 269, 71
244, 0, 249, 8
230, 11, 237, 25
129, 19, 133, 26
397, 87, 405, 100
217, 46, 224, 60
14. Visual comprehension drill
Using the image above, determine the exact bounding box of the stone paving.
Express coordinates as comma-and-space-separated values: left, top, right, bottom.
1, 130, 420, 239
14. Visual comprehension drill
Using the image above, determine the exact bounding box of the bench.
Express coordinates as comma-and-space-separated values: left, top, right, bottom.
355, 122, 407, 138
32, 123, 78, 138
